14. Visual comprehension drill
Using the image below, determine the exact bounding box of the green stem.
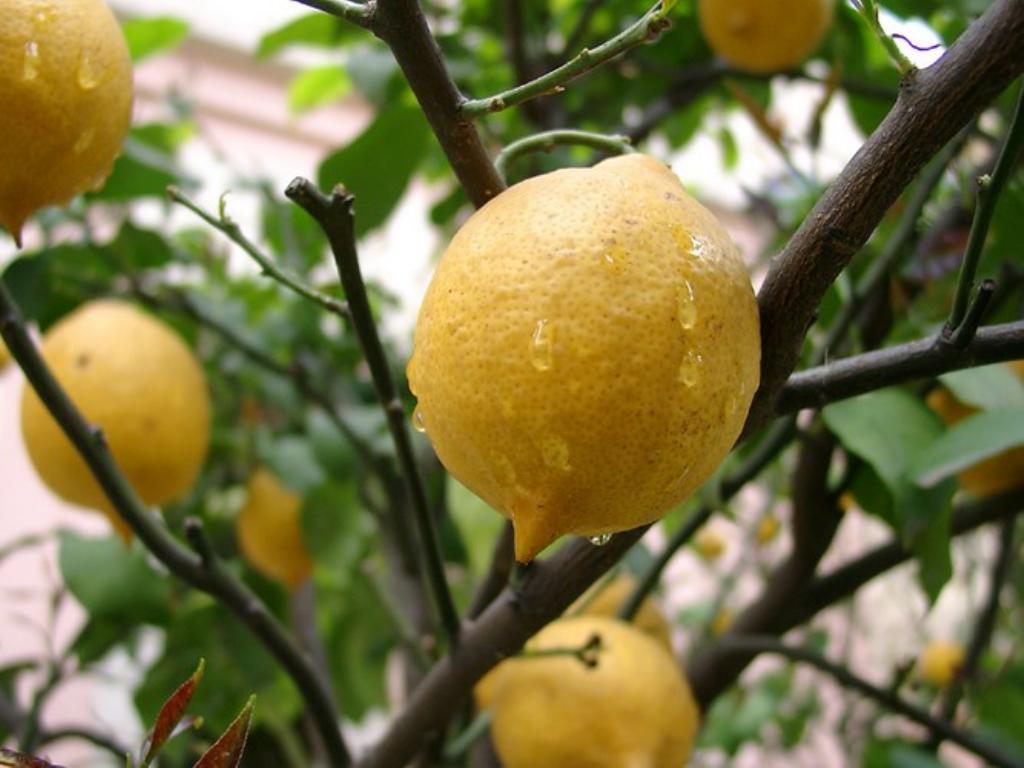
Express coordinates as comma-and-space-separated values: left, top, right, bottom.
947, 83, 1024, 332
460, 1, 674, 118
494, 130, 635, 179
442, 710, 493, 761
285, 178, 462, 650
289, 0, 375, 28
0, 279, 352, 768
167, 186, 352, 323
857, 0, 914, 76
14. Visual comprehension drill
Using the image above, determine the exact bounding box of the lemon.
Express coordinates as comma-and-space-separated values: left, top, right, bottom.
926, 361, 1024, 496
698, 0, 834, 74
574, 574, 673, 651
409, 154, 760, 562
0, 338, 10, 370
755, 514, 781, 545
20, 300, 210, 537
236, 468, 314, 590
915, 640, 964, 688
481, 617, 699, 768
0, 0, 133, 245
694, 525, 726, 560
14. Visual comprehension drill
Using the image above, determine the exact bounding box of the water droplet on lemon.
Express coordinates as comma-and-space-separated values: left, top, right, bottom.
541, 435, 571, 472
690, 233, 710, 258
530, 319, 554, 372
677, 350, 704, 387
77, 53, 100, 90
412, 405, 427, 433
677, 279, 697, 330
23, 42, 40, 81
589, 533, 613, 547
73, 129, 95, 155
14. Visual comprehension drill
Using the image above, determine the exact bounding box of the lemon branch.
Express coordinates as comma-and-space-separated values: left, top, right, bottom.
0, 279, 353, 768
945, 83, 1024, 336
777, 319, 1024, 414
852, 0, 914, 77
166, 186, 353, 324
494, 130, 635, 179
460, 1, 674, 119
289, 0, 374, 28
284, 177, 462, 650
745, 0, 1024, 434
718, 635, 1024, 768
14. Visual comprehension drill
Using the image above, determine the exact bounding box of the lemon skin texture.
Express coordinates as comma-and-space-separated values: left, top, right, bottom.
236, 468, 314, 591
926, 361, 1024, 496
409, 154, 761, 562
20, 300, 210, 537
698, 0, 834, 74
0, 0, 133, 244
916, 641, 964, 688
481, 617, 699, 768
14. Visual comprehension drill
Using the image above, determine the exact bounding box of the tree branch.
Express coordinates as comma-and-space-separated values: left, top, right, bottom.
289, 0, 375, 28
718, 635, 1024, 768
494, 129, 634, 179
0, 279, 352, 768
372, 0, 506, 207
285, 178, 461, 650
777, 320, 1024, 414
461, 2, 673, 119
744, 0, 1024, 434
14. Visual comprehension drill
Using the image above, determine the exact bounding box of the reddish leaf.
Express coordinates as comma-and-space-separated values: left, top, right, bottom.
0, 749, 61, 768
142, 658, 205, 765
193, 696, 255, 768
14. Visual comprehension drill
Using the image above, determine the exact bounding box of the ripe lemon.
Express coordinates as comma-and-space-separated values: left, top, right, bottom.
915, 640, 964, 688
574, 574, 673, 650
0, 0, 133, 245
926, 361, 1024, 496
480, 617, 699, 768
698, 0, 834, 74
694, 525, 726, 560
20, 300, 210, 537
236, 468, 314, 590
409, 154, 760, 562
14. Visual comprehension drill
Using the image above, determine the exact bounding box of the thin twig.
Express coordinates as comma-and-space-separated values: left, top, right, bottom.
719, 635, 1024, 768
460, 1, 674, 118
777, 320, 1024, 413
854, 0, 915, 76
494, 129, 634, 179
949, 278, 996, 348
947, 83, 1024, 332
288, 0, 375, 28
167, 186, 352, 322
35, 728, 129, 763
285, 178, 461, 650
0, 279, 352, 768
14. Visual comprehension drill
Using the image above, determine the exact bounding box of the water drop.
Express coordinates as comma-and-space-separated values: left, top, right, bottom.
541, 435, 571, 472
724, 394, 738, 417
530, 319, 553, 372
690, 233, 710, 258
677, 350, 704, 387
73, 129, 95, 155
676, 279, 697, 330
589, 533, 613, 547
77, 52, 100, 90
23, 41, 40, 81
412, 405, 427, 433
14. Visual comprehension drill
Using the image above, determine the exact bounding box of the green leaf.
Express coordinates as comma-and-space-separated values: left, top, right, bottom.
143, 659, 205, 765
912, 409, 1024, 487
824, 389, 944, 487
2, 247, 93, 330
301, 482, 369, 574
90, 139, 181, 202
973, 673, 1024, 753
897, 479, 956, 603
939, 364, 1024, 411
258, 435, 327, 495
863, 739, 946, 768
58, 531, 170, 625
257, 13, 360, 58
288, 65, 351, 113
122, 17, 190, 62
318, 100, 429, 237
718, 126, 739, 170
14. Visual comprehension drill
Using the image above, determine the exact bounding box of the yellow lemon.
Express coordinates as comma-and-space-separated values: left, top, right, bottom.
0, 0, 133, 245
698, 0, 834, 74
236, 468, 314, 590
574, 574, 673, 651
0, 338, 11, 370
20, 300, 210, 537
755, 514, 781, 545
481, 617, 699, 768
694, 525, 727, 560
916, 640, 964, 688
409, 154, 760, 562
926, 361, 1024, 496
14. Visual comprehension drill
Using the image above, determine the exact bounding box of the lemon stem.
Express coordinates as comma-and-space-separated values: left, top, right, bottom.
0, 278, 353, 768
285, 177, 462, 650
459, 1, 675, 119
289, 0, 375, 28
494, 130, 635, 180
